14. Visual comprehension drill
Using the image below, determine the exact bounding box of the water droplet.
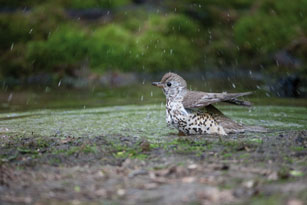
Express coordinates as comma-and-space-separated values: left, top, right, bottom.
232, 83, 236, 88
140, 96, 144, 101
29, 28, 33, 34
208, 29, 212, 40
10, 43, 14, 51
45, 87, 51, 93
8, 93, 13, 102
275, 60, 279, 67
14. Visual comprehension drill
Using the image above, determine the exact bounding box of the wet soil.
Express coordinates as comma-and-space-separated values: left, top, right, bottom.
1, 131, 307, 205
0, 104, 307, 205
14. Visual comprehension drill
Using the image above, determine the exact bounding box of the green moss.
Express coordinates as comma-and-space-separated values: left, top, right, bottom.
248, 139, 263, 144
52, 144, 98, 156
161, 138, 210, 156
83, 145, 98, 154
109, 139, 152, 160
0, 154, 18, 163
222, 153, 233, 158
239, 153, 250, 159
48, 158, 61, 164
66, 147, 80, 155
291, 146, 305, 152
1, 104, 306, 141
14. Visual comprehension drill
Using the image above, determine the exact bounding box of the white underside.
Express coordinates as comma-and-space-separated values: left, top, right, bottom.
166, 101, 226, 135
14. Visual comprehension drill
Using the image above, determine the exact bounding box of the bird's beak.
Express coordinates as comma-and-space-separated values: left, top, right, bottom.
152, 82, 163, 88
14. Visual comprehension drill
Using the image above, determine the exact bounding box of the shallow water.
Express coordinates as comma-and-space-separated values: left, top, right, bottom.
1, 85, 307, 139
1, 104, 306, 140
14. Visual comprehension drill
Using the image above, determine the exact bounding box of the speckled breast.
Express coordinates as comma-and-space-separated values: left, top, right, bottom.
166, 101, 226, 135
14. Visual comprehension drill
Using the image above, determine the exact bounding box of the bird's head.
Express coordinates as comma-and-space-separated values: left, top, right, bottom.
152, 72, 187, 99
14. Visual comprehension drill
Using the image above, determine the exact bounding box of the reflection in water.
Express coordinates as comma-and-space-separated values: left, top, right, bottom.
1, 84, 307, 113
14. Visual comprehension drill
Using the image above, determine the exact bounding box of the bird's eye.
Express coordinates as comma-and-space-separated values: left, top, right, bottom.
167, 82, 172, 87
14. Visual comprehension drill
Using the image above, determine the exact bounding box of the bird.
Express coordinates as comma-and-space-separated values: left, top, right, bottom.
152, 72, 266, 135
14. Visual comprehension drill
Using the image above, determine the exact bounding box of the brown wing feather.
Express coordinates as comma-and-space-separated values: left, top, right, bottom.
205, 105, 245, 134
182, 91, 252, 109
206, 105, 267, 133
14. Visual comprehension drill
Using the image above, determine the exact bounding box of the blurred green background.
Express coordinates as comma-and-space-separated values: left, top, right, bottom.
0, 0, 306, 99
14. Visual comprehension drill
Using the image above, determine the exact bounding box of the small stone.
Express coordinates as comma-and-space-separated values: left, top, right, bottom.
243, 180, 255, 188
182, 177, 196, 183
128, 169, 148, 178
188, 164, 198, 169
267, 172, 278, 181
140, 140, 151, 151
143, 183, 158, 189
95, 189, 107, 197
117, 189, 126, 196
287, 199, 303, 205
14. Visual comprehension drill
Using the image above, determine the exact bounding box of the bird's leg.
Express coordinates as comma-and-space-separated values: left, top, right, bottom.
178, 131, 186, 136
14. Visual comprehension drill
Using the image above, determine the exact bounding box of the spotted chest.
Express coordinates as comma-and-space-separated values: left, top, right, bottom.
166, 101, 226, 135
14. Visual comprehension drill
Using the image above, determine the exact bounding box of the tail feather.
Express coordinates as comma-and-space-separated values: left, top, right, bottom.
225, 98, 252, 106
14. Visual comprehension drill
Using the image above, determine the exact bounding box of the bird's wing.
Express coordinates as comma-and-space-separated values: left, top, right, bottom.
182, 91, 252, 109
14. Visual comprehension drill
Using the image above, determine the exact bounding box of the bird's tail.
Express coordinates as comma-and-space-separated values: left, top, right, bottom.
225, 98, 252, 106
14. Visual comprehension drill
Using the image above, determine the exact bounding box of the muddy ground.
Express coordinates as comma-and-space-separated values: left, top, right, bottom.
0, 103, 307, 205
1, 130, 307, 205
